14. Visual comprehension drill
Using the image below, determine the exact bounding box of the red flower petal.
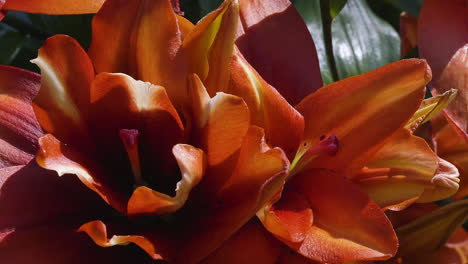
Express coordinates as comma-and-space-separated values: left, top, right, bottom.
32, 35, 95, 149
236, 0, 323, 105
0, 223, 150, 264
0, 66, 42, 167
418, 0, 468, 138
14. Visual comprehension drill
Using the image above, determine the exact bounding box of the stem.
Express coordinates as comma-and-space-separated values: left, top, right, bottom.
320, 0, 340, 82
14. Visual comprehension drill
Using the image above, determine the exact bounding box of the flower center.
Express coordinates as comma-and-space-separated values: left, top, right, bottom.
288, 135, 339, 179
119, 129, 144, 186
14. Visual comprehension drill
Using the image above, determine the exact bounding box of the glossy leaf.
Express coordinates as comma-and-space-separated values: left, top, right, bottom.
332, 0, 400, 79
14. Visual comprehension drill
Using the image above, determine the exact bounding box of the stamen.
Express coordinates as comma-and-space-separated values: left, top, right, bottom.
289, 135, 339, 179
120, 129, 144, 186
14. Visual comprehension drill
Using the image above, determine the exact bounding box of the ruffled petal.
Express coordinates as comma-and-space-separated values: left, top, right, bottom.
3, 0, 105, 14
127, 144, 204, 216
36, 134, 128, 213
176, 126, 289, 263
89, 0, 186, 107
32, 35, 94, 147
270, 170, 397, 263
236, 0, 322, 105
354, 129, 439, 210
418, 0, 468, 137
229, 52, 305, 159
0, 223, 150, 264
0, 66, 42, 167
182, 0, 239, 95
295, 59, 429, 175
78, 220, 164, 260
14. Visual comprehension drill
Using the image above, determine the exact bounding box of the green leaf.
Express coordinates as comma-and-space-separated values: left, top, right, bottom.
331, 0, 400, 79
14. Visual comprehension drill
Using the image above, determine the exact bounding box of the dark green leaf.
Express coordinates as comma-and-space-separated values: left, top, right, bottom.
385, 0, 423, 17
331, 0, 400, 79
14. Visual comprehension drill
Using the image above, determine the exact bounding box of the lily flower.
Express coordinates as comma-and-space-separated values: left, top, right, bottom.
0, 0, 459, 263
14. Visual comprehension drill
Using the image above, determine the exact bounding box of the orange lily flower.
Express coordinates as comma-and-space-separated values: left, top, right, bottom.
0, 0, 459, 263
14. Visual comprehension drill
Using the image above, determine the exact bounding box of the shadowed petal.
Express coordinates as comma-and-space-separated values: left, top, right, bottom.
3, 0, 105, 14
201, 219, 283, 264
90, 73, 184, 193
36, 134, 128, 213
0, 66, 42, 167
176, 126, 289, 263
418, 0, 468, 138
236, 0, 322, 105
295, 59, 429, 176
127, 144, 204, 216
0, 223, 151, 264
273, 170, 397, 263
32, 35, 94, 148
229, 52, 304, 159
0, 162, 109, 230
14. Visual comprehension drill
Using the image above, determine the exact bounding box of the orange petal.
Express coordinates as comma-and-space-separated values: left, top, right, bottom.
201, 219, 283, 264
258, 188, 313, 243
89, 73, 184, 192
432, 114, 468, 199
278, 169, 398, 263
176, 126, 289, 263
182, 0, 239, 95
36, 134, 128, 213
78, 220, 164, 260
32, 35, 94, 147
0, 66, 42, 167
237, 0, 323, 105
229, 52, 305, 159
3, 0, 104, 14
295, 59, 430, 175
399, 12, 418, 57
354, 129, 439, 210
127, 144, 205, 216
89, 0, 186, 107
189, 74, 250, 167
418, 0, 468, 137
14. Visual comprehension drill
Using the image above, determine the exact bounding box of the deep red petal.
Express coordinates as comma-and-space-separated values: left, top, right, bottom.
0, 66, 43, 167
0, 223, 151, 264
0, 162, 109, 230
237, 0, 323, 105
